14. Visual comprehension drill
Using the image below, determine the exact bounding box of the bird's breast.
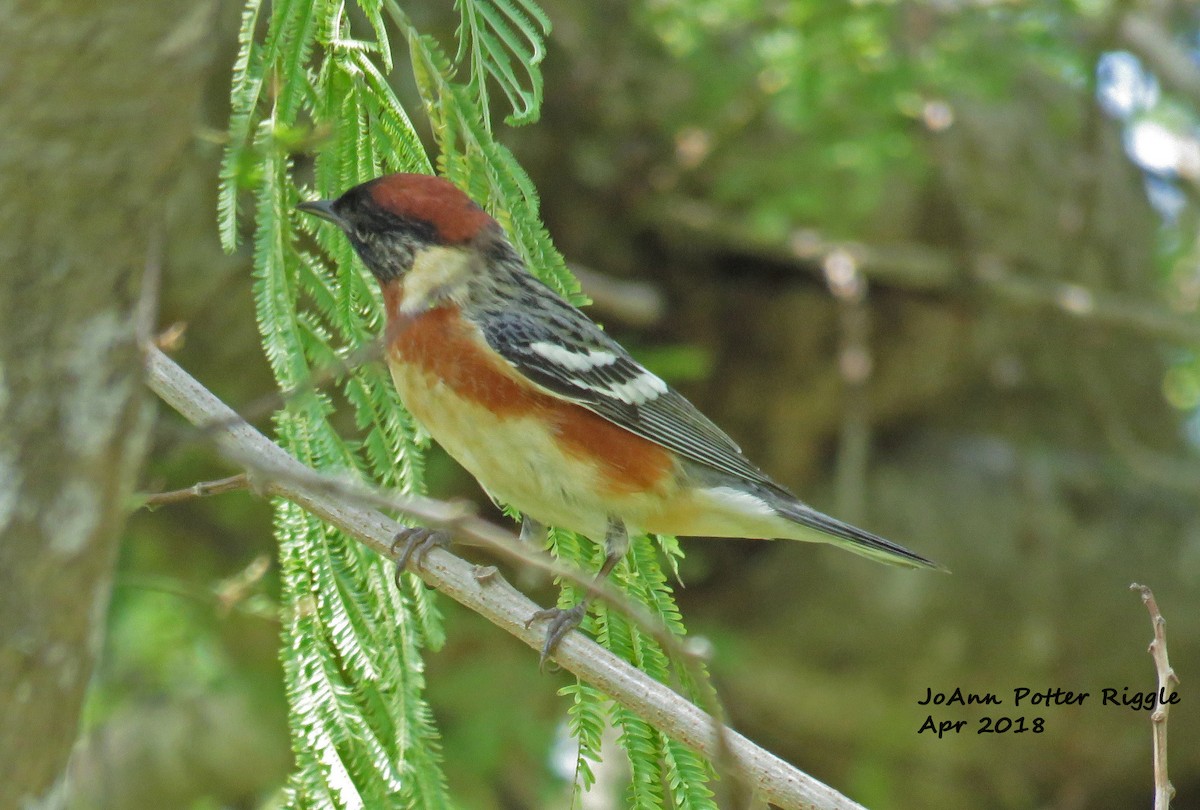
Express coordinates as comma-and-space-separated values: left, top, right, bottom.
388, 305, 536, 416
382, 305, 678, 536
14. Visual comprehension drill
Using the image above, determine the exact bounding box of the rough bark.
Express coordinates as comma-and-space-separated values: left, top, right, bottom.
0, 1, 220, 805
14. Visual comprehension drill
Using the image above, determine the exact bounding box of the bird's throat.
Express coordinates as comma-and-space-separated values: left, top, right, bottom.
398, 245, 475, 316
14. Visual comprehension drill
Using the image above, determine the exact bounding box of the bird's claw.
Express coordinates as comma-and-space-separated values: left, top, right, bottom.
390, 527, 451, 587
525, 603, 588, 671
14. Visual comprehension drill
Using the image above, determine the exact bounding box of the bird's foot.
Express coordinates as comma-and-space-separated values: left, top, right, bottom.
525, 603, 588, 671
390, 527, 451, 586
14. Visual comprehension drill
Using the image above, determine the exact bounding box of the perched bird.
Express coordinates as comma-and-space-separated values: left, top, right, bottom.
298, 173, 940, 661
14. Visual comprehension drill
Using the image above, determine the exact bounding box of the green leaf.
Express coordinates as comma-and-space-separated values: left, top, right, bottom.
223, 1, 722, 805
455, 0, 550, 126
218, 0, 268, 252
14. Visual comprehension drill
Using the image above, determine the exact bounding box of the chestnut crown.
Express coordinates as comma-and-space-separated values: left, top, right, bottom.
298, 173, 499, 281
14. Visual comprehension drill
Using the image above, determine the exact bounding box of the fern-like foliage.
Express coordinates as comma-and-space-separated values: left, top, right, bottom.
454, 0, 550, 128
222, 1, 717, 806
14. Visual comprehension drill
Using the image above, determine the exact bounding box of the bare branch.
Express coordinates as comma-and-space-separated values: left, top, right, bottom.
141, 474, 251, 507
143, 346, 866, 810
1130, 583, 1180, 810
214, 338, 388, 430
153, 342, 751, 800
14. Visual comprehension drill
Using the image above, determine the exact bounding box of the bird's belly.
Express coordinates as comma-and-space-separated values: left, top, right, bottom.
388, 361, 654, 540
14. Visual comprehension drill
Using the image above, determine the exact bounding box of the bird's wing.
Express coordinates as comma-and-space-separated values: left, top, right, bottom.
476, 274, 944, 571
477, 275, 776, 488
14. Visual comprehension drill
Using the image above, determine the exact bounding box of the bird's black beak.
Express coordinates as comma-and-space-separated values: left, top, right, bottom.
297, 199, 344, 227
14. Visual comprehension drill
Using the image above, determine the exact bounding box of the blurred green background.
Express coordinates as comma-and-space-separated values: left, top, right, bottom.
74, 1, 1200, 807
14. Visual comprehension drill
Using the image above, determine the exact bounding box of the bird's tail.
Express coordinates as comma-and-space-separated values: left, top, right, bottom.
771, 496, 946, 571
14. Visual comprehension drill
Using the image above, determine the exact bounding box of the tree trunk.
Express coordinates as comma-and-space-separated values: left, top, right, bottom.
0, 1, 219, 804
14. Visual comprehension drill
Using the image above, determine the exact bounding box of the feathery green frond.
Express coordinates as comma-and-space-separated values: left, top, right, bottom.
224, 0, 720, 805
225, 0, 455, 803
613, 706, 666, 808
219, 0, 268, 252
559, 681, 607, 792
455, 0, 550, 127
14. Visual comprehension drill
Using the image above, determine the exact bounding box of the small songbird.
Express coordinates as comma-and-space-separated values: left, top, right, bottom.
299, 173, 940, 660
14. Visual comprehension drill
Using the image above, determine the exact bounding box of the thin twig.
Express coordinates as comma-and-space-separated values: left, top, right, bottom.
141, 473, 251, 507
143, 345, 867, 810
1130, 583, 1179, 810
116, 567, 277, 623
206, 337, 387, 432
213, 554, 273, 617
155, 321, 187, 352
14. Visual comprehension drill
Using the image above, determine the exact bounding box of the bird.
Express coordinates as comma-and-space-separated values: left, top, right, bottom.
298, 173, 941, 662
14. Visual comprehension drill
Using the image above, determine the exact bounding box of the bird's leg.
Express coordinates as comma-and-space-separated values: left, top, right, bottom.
526, 516, 628, 668
395, 516, 541, 589
596, 516, 630, 580
390, 526, 452, 587
518, 515, 546, 546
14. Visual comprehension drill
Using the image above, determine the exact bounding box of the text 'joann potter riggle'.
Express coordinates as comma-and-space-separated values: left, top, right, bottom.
918, 686, 1179, 711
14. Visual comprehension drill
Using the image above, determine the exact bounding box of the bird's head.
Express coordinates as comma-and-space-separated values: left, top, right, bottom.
298, 173, 499, 283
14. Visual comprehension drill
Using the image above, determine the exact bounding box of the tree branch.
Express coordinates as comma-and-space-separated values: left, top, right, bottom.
141, 473, 250, 507
648, 196, 958, 290
144, 346, 866, 810
647, 197, 1200, 345
975, 259, 1200, 346
1130, 584, 1179, 810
